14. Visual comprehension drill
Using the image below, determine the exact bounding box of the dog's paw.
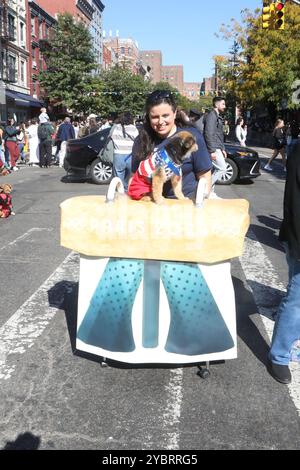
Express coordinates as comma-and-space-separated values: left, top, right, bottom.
155, 197, 165, 205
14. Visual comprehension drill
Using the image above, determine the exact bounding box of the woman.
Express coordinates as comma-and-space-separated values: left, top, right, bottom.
111, 112, 139, 190
131, 90, 212, 199
235, 118, 247, 147
4, 118, 20, 171
27, 118, 40, 166
264, 119, 287, 172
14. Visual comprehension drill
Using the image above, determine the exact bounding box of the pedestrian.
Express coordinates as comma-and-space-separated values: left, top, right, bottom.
4, 118, 20, 171
264, 119, 287, 172
131, 90, 212, 199
286, 120, 299, 159
111, 112, 139, 190
38, 114, 54, 168
27, 118, 40, 166
267, 140, 300, 384
56, 117, 75, 168
16, 122, 26, 163
203, 96, 227, 196
223, 119, 230, 143
73, 121, 79, 139
235, 117, 247, 147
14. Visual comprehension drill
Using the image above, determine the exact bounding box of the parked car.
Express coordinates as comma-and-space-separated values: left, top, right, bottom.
64, 128, 112, 184
215, 143, 261, 185
64, 130, 260, 185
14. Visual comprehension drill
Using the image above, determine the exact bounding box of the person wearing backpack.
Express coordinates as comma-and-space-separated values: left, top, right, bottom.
38, 114, 54, 168
111, 112, 139, 190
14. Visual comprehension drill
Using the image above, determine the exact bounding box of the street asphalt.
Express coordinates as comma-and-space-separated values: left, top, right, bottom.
0, 147, 299, 451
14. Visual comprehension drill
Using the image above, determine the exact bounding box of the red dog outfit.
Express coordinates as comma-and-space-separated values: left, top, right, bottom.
0, 192, 13, 218
128, 149, 181, 201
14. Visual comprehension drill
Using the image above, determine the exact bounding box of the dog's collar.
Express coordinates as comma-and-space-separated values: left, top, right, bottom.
157, 148, 181, 177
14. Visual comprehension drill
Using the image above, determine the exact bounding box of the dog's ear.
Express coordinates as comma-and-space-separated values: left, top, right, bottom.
182, 135, 196, 150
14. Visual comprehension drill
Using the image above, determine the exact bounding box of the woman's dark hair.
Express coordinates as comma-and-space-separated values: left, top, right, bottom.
236, 117, 244, 126
137, 90, 188, 160
118, 112, 134, 137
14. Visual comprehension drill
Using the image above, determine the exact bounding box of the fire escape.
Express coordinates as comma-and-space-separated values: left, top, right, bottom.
0, 0, 17, 83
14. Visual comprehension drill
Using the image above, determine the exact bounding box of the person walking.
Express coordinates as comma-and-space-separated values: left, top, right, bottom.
203, 96, 227, 194
56, 117, 75, 168
4, 118, 20, 171
27, 118, 40, 166
267, 141, 300, 384
235, 117, 247, 147
111, 112, 139, 190
264, 119, 287, 172
223, 119, 230, 143
38, 114, 54, 168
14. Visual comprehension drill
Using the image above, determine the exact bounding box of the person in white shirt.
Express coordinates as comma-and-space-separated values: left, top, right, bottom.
111, 112, 139, 190
27, 118, 40, 166
235, 117, 247, 147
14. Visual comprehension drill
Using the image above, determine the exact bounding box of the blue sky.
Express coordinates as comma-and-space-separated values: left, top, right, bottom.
103, 0, 262, 82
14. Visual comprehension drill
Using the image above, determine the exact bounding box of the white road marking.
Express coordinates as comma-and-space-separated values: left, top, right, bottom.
162, 368, 184, 450
241, 232, 300, 415
0, 228, 53, 253
0, 252, 79, 380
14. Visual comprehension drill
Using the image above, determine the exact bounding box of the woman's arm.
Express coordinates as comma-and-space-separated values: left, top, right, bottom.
196, 169, 212, 195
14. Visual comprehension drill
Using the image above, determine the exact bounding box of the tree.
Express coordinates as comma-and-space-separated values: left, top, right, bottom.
98, 65, 152, 117
39, 13, 97, 114
216, 3, 300, 116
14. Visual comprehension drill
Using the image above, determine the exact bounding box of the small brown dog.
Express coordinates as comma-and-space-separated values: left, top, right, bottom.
0, 184, 14, 218
128, 131, 198, 204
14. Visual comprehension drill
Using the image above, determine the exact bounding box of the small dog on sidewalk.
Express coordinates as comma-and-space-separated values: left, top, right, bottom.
128, 131, 198, 204
0, 184, 15, 218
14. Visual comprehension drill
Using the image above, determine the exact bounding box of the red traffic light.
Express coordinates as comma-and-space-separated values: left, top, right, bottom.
275, 2, 284, 10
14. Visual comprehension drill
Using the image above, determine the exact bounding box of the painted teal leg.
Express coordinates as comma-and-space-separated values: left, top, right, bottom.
161, 262, 234, 356
142, 261, 161, 348
78, 259, 143, 352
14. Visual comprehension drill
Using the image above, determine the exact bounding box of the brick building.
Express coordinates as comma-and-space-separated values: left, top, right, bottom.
36, 0, 94, 26
0, 0, 43, 122
27, 1, 56, 101
139, 50, 162, 83
103, 36, 139, 74
183, 82, 201, 101
161, 65, 184, 94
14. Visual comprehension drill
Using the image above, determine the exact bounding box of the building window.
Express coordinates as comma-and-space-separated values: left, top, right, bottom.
45, 25, 49, 38
120, 47, 125, 55
20, 22, 25, 43
8, 14, 15, 40
32, 47, 36, 59
20, 60, 25, 83
39, 21, 43, 39
31, 16, 35, 36
8, 55, 16, 82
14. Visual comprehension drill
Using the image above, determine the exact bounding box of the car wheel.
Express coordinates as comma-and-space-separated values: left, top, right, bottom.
216, 158, 238, 185
90, 158, 113, 185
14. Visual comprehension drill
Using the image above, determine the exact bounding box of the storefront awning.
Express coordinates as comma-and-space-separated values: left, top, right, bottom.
5, 90, 44, 108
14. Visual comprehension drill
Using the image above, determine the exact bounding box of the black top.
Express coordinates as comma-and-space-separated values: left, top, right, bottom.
132, 126, 212, 198
279, 141, 300, 259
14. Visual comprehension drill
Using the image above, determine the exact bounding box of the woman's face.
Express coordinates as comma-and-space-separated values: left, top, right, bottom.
148, 103, 177, 138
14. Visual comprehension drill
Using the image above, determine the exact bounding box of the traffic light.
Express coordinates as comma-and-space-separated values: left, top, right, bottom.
274, 1, 285, 30
262, 2, 274, 29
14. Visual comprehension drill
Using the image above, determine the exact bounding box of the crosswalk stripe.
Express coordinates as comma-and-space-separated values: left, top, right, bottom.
241, 232, 300, 415
0, 252, 79, 381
